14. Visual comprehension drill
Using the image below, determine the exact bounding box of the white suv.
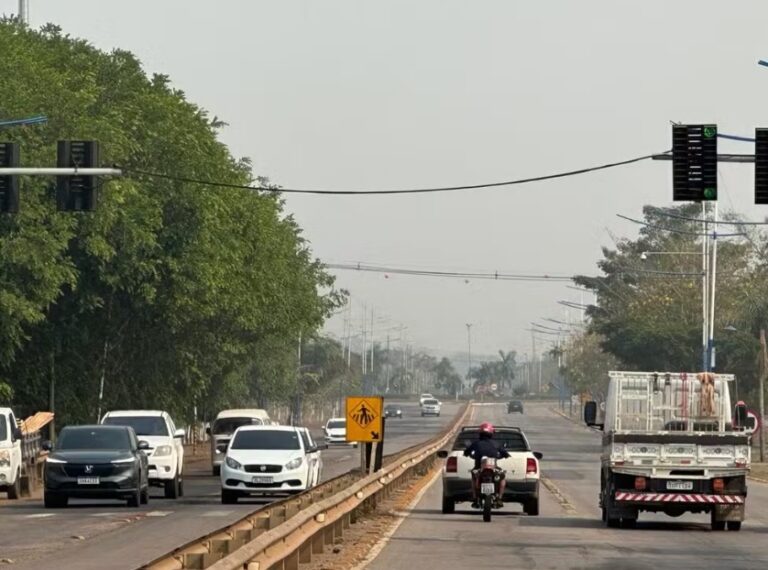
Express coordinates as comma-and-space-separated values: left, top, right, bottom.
421, 398, 442, 417
101, 410, 185, 498
0, 407, 22, 499
220, 425, 326, 503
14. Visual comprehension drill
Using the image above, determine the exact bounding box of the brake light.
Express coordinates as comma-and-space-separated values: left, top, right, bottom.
446, 457, 457, 473
634, 477, 646, 491
713, 478, 724, 493
526, 458, 537, 475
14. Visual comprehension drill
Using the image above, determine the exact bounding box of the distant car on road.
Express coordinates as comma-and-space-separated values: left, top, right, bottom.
384, 405, 403, 419
43, 425, 150, 508
438, 425, 542, 515
220, 425, 327, 503
101, 410, 185, 498
419, 393, 434, 407
324, 418, 358, 447
421, 399, 441, 417
208, 409, 272, 476
507, 400, 524, 414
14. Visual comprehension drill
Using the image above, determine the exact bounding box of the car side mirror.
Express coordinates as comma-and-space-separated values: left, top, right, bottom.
584, 401, 603, 430
436, 450, 449, 459
734, 402, 748, 429
533, 451, 543, 460
12, 428, 22, 441
137, 440, 150, 451
205, 426, 211, 436
174, 428, 186, 439
41, 440, 53, 452
317, 443, 328, 450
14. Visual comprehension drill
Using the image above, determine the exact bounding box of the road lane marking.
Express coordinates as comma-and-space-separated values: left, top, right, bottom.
144, 511, 173, 517
201, 510, 234, 517
24, 513, 56, 519
541, 475, 577, 514
90, 512, 120, 517
350, 466, 442, 570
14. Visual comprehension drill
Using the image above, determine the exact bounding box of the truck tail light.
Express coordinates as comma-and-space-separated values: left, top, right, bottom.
526, 458, 537, 475
446, 457, 457, 473
713, 478, 724, 493
634, 477, 647, 491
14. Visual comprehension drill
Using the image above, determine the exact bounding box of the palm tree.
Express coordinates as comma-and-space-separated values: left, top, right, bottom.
498, 350, 517, 392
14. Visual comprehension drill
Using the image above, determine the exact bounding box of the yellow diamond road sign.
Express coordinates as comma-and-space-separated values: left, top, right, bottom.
346, 396, 383, 443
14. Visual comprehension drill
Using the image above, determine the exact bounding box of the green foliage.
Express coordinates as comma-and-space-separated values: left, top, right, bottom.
469, 350, 516, 392
0, 21, 342, 425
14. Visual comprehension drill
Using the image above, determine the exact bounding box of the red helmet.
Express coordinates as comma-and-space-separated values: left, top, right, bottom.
479, 422, 495, 435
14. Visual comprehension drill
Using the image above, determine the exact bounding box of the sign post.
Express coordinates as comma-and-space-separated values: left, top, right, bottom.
346, 396, 384, 473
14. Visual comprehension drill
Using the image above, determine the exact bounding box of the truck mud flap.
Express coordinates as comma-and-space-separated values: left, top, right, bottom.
713, 504, 745, 522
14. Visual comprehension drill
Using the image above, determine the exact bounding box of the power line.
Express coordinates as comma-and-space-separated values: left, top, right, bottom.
646, 207, 768, 226
325, 262, 575, 282
616, 214, 747, 237
121, 151, 658, 196
0, 115, 47, 129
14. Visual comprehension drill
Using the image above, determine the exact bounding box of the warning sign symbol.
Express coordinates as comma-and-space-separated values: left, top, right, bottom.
350, 400, 377, 428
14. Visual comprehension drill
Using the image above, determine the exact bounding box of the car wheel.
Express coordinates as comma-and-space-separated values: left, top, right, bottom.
213, 465, 221, 477
127, 488, 141, 508
164, 474, 180, 499
523, 496, 540, 516
7, 471, 21, 500
727, 521, 742, 531
221, 489, 239, 504
441, 496, 455, 514
140, 485, 149, 505
44, 492, 67, 508
178, 475, 184, 497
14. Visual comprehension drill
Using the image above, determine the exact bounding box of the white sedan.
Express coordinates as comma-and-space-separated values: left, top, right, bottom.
221, 425, 326, 503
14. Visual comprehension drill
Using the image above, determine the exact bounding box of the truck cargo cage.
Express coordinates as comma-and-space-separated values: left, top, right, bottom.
609, 371, 735, 433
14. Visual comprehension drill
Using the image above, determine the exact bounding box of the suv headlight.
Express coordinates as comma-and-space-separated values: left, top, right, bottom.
225, 456, 242, 470
154, 445, 173, 457
285, 457, 303, 470
0, 450, 9, 466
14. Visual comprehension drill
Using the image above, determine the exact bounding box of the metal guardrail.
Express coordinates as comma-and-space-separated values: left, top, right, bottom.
141, 402, 471, 570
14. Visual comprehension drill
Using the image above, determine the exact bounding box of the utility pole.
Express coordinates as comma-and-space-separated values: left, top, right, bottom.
18, 0, 28, 24
759, 329, 767, 463
465, 324, 473, 395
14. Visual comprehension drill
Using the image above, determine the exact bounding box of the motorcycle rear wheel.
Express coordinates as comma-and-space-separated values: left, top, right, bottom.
482, 496, 492, 522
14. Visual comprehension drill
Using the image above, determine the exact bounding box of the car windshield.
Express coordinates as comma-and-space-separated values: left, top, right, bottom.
327, 420, 346, 430
424, 399, 439, 405
0, 414, 7, 442
57, 428, 131, 451
231, 429, 301, 450
386, 406, 399, 411
452, 430, 529, 452
213, 417, 263, 435
103, 415, 168, 436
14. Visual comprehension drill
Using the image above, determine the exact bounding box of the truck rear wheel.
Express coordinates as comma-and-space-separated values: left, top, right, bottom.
711, 511, 726, 531
727, 521, 742, 531
441, 496, 455, 514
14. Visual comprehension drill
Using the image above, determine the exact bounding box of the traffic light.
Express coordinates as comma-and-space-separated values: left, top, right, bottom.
755, 128, 768, 204
0, 142, 20, 214
56, 140, 100, 211
672, 124, 718, 201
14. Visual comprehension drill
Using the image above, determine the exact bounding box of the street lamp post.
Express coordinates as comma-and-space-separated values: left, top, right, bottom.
465, 324, 473, 397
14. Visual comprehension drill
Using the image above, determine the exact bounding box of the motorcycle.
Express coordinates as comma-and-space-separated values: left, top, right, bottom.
476, 456, 503, 522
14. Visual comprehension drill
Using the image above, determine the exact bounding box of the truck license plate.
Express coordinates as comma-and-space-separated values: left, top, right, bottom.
480, 483, 495, 495
667, 480, 693, 491
252, 476, 273, 485
77, 477, 100, 485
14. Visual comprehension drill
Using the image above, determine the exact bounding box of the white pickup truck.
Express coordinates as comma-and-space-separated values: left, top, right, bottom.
438, 425, 542, 515
0, 407, 22, 499
585, 371, 750, 530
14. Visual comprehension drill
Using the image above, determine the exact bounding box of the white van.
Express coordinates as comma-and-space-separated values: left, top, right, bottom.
0, 407, 22, 499
209, 409, 271, 476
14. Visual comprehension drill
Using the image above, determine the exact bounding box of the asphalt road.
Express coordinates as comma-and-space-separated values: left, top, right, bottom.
0, 401, 459, 570
369, 401, 768, 570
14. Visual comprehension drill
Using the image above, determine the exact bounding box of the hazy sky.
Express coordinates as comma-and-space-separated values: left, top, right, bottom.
5, 1, 768, 361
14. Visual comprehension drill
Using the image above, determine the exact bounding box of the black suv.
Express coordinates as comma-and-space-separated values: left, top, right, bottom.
44, 425, 150, 508
507, 400, 524, 414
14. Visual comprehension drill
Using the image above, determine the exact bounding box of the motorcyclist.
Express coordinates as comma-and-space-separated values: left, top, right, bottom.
463, 421, 509, 508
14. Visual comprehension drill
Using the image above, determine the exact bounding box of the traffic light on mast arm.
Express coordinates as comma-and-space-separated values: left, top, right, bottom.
672, 124, 717, 202
56, 140, 100, 211
755, 128, 768, 205
0, 142, 20, 214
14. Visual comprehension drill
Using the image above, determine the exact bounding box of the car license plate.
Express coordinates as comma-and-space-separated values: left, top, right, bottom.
252, 476, 273, 485
77, 477, 100, 485
667, 480, 693, 491
480, 483, 495, 495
